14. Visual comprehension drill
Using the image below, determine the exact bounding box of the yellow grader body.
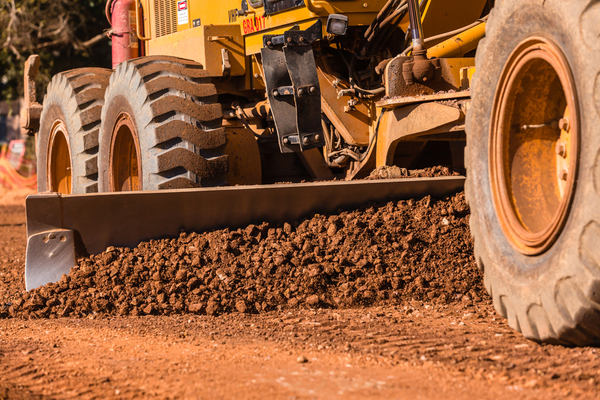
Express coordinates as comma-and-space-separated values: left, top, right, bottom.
137, 0, 487, 177
22, 0, 600, 346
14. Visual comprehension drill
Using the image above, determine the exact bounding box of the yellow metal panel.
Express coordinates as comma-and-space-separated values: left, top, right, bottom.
397, 0, 487, 42
438, 58, 476, 89
143, 0, 489, 56
189, 0, 241, 27
142, 1, 387, 57
146, 25, 245, 76
375, 102, 463, 167
224, 127, 262, 185
240, 3, 385, 54
318, 68, 371, 146
244, 18, 320, 55
142, 0, 244, 39
420, 0, 487, 40
305, 0, 389, 16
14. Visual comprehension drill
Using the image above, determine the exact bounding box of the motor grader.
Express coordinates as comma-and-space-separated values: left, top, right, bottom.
20, 0, 600, 346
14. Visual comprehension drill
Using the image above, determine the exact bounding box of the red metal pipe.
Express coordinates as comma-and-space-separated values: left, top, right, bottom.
110, 0, 138, 69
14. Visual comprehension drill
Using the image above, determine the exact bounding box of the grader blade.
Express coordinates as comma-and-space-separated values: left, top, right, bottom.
24, 177, 464, 291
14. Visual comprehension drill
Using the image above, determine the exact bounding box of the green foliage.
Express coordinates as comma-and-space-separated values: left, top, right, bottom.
0, 0, 111, 100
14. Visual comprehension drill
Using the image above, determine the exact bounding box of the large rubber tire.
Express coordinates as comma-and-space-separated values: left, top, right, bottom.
98, 56, 228, 191
466, 0, 600, 345
37, 68, 111, 193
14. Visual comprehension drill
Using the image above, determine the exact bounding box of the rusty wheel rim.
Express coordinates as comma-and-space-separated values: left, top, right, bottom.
48, 121, 72, 194
109, 113, 141, 192
490, 37, 579, 256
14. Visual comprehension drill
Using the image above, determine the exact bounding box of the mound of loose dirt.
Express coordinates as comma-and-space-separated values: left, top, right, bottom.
1, 192, 486, 319
367, 165, 459, 180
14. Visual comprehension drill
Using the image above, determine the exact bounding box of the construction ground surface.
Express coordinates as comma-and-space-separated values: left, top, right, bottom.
0, 187, 599, 399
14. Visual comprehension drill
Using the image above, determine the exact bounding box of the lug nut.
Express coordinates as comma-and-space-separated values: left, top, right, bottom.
287, 37, 292, 43
556, 142, 567, 158
283, 137, 290, 145
272, 89, 278, 97
298, 88, 305, 96
314, 134, 321, 141
559, 118, 570, 132
560, 168, 569, 181
302, 136, 310, 146
309, 86, 317, 94
267, 40, 272, 46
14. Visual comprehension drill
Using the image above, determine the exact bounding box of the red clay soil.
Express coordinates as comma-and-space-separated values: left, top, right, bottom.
1, 197, 600, 399
2, 302, 600, 399
0, 205, 26, 306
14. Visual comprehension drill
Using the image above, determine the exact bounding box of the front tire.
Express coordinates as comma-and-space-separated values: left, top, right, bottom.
98, 56, 228, 191
466, 0, 600, 345
37, 68, 111, 193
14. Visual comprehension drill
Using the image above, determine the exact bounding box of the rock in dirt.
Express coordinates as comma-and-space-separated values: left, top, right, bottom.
1, 192, 485, 319
297, 355, 309, 364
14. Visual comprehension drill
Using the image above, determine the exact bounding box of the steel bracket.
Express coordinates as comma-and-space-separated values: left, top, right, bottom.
261, 20, 324, 153
20, 54, 43, 136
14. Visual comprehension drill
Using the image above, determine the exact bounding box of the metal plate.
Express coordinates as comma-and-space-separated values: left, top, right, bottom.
25, 229, 75, 291
261, 44, 298, 153
261, 20, 323, 153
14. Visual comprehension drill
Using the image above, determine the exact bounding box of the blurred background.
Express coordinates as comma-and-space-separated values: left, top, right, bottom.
0, 0, 111, 190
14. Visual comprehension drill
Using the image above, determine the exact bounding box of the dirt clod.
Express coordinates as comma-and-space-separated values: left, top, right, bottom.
297, 355, 308, 364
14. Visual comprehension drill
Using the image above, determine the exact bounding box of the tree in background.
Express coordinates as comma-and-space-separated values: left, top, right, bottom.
0, 0, 111, 101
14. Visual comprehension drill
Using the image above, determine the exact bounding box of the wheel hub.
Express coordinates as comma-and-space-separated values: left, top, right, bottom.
490, 37, 579, 255
110, 113, 141, 192
48, 121, 72, 194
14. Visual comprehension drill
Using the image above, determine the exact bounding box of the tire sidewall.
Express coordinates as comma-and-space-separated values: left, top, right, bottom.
98, 94, 144, 192
98, 64, 155, 192
37, 97, 74, 193
468, 2, 599, 289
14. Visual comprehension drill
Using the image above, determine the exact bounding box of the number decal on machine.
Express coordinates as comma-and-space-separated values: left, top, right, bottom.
242, 16, 266, 34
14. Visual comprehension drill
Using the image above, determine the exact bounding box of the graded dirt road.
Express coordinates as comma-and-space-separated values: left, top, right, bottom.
1, 202, 600, 399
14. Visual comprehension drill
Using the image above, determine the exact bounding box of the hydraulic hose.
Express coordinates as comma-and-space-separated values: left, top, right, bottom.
401, 15, 489, 56
407, 0, 425, 51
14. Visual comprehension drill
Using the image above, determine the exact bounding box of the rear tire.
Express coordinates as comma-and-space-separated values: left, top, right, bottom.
98, 56, 228, 191
37, 68, 111, 193
466, 0, 600, 345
